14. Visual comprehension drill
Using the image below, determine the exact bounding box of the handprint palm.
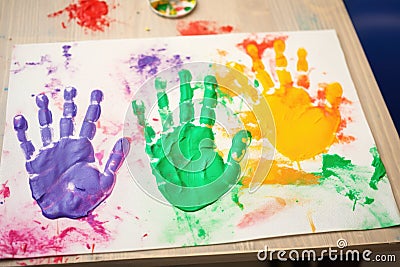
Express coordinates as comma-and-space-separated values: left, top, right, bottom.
14, 88, 129, 219
132, 70, 251, 212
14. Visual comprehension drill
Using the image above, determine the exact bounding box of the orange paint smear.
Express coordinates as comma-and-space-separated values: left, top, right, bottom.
307, 211, 316, 233
237, 197, 286, 228
237, 35, 288, 59
176, 20, 234, 36
242, 159, 321, 186
297, 74, 310, 89
238, 111, 262, 141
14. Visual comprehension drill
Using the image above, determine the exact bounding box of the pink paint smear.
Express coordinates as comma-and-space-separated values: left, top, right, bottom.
237, 198, 286, 228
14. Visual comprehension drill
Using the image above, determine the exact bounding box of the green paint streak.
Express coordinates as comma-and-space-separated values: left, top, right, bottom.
184, 6, 192, 11
215, 84, 234, 106
197, 228, 206, 239
315, 152, 379, 211
313, 147, 398, 227
369, 147, 386, 190
132, 69, 252, 212
254, 79, 259, 88
231, 184, 244, 210
132, 100, 146, 126
315, 147, 394, 213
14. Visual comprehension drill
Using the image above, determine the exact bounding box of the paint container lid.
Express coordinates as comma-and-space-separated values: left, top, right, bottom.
149, 0, 197, 18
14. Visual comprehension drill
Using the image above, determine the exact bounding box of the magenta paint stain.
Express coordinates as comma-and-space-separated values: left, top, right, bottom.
48, 0, 117, 32
0, 224, 88, 258
80, 213, 110, 239
95, 150, 105, 165
0, 180, 10, 204
122, 79, 132, 97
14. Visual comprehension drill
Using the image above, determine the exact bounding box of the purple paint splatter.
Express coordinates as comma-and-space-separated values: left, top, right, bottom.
128, 47, 190, 80
11, 55, 54, 75
62, 45, 72, 69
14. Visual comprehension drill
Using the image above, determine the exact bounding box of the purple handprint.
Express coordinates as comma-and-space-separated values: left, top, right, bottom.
13, 87, 130, 219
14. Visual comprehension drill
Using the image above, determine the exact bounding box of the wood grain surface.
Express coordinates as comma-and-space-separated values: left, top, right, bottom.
0, 0, 399, 266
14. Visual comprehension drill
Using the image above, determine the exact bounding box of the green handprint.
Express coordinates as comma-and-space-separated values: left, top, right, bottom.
132, 69, 251, 212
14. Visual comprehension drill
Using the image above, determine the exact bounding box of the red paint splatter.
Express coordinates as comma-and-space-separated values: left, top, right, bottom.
176, 20, 234, 36
237, 35, 288, 59
53, 256, 63, 263
141, 233, 148, 241
0, 180, 10, 201
237, 198, 286, 228
48, 0, 115, 32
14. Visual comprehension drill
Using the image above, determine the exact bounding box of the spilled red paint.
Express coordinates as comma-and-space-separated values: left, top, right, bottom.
141, 233, 148, 241
0, 180, 10, 200
85, 243, 96, 254
237, 198, 286, 228
48, 0, 115, 32
53, 256, 63, 263
176, 20, 234, 36
237, 35, 288, 59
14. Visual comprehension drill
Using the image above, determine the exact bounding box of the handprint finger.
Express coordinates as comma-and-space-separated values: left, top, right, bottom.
199, 75, 218, 127
132, 100, 156, 158
178, 69, 195, 124
155, 77, 173, 131
60, 86, 77, 138
296, 48, 310, 89
227, 130, 252, 164
79, 90, 103, 140
13, 115, 35, 160
36, 94, 53, 146
100, 137, 130, 192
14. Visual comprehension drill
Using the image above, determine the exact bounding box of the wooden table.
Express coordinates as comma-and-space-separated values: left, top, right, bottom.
0, 0, 399, 266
